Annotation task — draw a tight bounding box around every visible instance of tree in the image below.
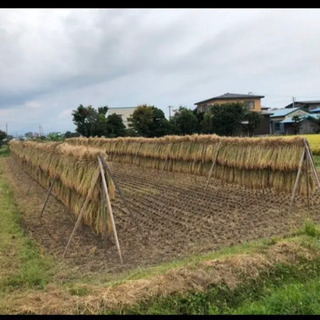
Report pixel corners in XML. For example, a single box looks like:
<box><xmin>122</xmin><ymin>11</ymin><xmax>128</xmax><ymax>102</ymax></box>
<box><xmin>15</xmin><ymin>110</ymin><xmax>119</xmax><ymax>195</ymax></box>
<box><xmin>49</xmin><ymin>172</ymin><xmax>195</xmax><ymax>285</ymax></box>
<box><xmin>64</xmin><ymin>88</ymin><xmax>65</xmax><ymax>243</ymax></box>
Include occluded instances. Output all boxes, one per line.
<box><xmin>200</xmin><ymin>112</ymin><xmax>213</xmax><ymax>134</ymax></box>
<box><xmin>0</xmin><ymin>130</ymin><xmax>7</xmax><ymax>147</ymax></box>
<box><xmin>243</xmin><ymin>111</ymin><xmax>262</xmax><ymax>137</ymax></box>
<box><xmin>127</xmin><ymin>105</ymin><xmax>154</xmax><ymax>136</ymax></box>
<box><xmin>48</xmin><ymin>132</ymin><xmax>63</xmax><ymax>141</ymax></box>
<box><xmin>169</xmin><ymin>107</ymin><xmax>198</xmax><ymax>135</ymax></box>
<box><xmin>64</xmin><ymin>131</ymin><xmax>80</xmax><ymax>139</ymax></box>
<box><xmin>105</xmin><ymin>113</ymin><xmax>126</xmax><ymax>137</ymax></box>
<box><xmin>72</xmin><ymin>104</ymin><xmax>108</xmax><ymax>137</ymax></box>
<box><xmin>149</xmin><ymin>107</ymin><xmax>172</xmax><ymax>137</ymax></box>
<box><xmin>209</xmin><ymin>102</ymin><xmax>246</xmax><ymax>136</ymax></box>
<box><xmin>127</xmin><ymin>105</ymin><xmax>171</xmax><ymax>137</ymax></box>
<box><xmin>292</xmin><ymin>115</ymin><xmax>302</xmax><ymax>135</ymax></box>
<box><xmin>24</xmin><ymin>131</ymin><xmax>34</xmax><ymax>139</ymax></box>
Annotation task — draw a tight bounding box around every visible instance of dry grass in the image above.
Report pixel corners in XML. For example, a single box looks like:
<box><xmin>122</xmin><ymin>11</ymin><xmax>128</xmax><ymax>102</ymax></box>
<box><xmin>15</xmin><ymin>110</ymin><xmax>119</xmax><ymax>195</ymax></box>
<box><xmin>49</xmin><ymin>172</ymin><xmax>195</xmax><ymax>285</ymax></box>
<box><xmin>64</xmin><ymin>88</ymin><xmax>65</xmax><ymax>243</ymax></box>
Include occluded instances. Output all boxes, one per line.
<box><xmin>5</xmin><ymin>240</ymin><xmax>319</xmax><ymax>314</ymax></box>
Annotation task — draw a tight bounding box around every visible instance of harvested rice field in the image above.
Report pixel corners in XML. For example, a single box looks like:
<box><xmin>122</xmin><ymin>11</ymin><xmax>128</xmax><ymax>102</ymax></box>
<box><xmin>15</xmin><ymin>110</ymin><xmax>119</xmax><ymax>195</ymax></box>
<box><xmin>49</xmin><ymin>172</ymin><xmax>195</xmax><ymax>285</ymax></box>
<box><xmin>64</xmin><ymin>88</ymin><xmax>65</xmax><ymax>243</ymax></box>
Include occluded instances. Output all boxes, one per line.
<box><xmin>3</xmin><ymin>154</ymin><xmax>320</xmax><ymax>273</ymax></box>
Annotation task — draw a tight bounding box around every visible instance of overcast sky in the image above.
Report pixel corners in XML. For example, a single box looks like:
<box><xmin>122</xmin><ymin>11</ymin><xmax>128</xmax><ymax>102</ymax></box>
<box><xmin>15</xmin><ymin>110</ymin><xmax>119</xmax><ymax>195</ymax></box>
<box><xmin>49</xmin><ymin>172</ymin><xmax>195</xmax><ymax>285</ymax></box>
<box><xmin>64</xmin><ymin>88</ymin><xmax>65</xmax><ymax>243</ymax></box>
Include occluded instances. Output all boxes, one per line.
<box><xmin>1</xmin><ymin>8</ymin><xmax>320</xmax><ymax>136</ymax></box>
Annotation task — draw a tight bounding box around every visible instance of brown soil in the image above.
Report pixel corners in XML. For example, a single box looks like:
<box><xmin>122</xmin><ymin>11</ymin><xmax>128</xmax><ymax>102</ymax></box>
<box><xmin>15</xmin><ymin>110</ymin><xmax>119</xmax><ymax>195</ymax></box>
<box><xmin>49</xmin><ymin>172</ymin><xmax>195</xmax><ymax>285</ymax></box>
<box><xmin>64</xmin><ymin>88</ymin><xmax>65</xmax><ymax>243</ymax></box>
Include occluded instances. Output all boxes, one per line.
<box><xmin>3</xmin><ymin>157</ymin><xmax>320</xmax><ymax>274</ymax></box>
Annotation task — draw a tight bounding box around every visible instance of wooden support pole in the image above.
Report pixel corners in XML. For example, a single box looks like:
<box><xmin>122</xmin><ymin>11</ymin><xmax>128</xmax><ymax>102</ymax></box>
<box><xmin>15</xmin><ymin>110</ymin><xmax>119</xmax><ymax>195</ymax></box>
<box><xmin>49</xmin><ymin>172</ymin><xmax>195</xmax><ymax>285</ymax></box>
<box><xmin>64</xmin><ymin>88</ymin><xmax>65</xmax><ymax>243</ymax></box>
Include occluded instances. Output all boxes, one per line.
<box><xmin>99</xmin><ymin>155</ymin><xmax>144</xmax><ymax>242</ymax></box>
<box><xmin>62</xmin><ymin>168</ymin><xmax>100</xmax><ymax>258</ymax></box>
<box><xmin>98</xmin><ymin>157</ymin><xmax>123</xmax><ymax>265</ymax></box>
<box><xmin>101</xmin><ymin>181</ymin><xmax>108</xmax><ymax>239</ymax></box>
<box><xmin>39</xmin><ymin>175</ymin><xmax>57</xmax><ymax>217</ymax></box>
<box><xmin>205</xmin><ymin>142</ymin><xmax>222</xmax><ymax>191</ymax></box>
<box><xmin>306</xmin><ymin>147</ymin><xmax>310</xmax><ymax>211</ymax></box>
<box><xmin>304</xmin><ymin>139</ymin><xmax>320</xmax><ymax>193</ymax></box>
<box><xmin>289</xmin><ymin>147</ymin><xmax>306</xmax><ymax>211</ymax></box>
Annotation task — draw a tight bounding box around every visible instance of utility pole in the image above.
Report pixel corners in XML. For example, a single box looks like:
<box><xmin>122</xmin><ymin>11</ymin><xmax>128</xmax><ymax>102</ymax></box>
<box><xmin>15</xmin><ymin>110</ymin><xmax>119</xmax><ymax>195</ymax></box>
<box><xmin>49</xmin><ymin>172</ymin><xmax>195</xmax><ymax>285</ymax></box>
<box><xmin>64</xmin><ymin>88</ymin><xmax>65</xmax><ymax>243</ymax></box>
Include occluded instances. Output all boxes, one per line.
<box><xmin>292</xmin><ymin>96</ymin><xmax>296</xmax><ymax>108</ymax></box>
<box><xmin>5</xmin><ymin>123</ymin><xmax>8</xmax><ymax>135</ymax></box>
<box><xmin>168</xmin><ymin>106</ymin><xmax>172</xmax><ymax>119</ymax></box>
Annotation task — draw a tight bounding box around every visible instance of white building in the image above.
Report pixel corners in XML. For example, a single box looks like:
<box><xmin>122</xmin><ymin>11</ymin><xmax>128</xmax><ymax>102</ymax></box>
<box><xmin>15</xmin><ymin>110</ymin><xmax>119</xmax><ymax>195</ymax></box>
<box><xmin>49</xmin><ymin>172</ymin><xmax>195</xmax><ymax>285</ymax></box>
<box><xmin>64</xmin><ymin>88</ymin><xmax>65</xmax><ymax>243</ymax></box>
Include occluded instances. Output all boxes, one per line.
<box><xmin>107</xmin><ymin>107</ymin><xmax>137</xmax><ymax>128</ymax></box>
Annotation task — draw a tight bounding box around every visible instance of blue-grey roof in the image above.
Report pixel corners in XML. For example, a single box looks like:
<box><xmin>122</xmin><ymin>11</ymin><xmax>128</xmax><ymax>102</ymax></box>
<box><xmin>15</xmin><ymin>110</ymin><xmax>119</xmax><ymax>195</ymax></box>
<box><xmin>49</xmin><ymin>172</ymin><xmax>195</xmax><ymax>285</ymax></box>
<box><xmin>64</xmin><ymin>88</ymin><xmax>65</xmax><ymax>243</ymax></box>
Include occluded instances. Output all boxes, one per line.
<box><xmin>311</xmin><ymin>107</ymin><xmax>320</xmax><ymax>113</ymax></box>
<box><xmin>194</xmin><ymin>92</ymin><xmax>265</xmax><ymax>105</ymax></box>
<box><xmin>269</xmin><ymin>108</ymin><xmax>300</xmax><ymax>118</ymax></box>
<box><xmin>280</xmin><ymin>114</ymin><xmax>319</xmax><ymax>124</ymax></box>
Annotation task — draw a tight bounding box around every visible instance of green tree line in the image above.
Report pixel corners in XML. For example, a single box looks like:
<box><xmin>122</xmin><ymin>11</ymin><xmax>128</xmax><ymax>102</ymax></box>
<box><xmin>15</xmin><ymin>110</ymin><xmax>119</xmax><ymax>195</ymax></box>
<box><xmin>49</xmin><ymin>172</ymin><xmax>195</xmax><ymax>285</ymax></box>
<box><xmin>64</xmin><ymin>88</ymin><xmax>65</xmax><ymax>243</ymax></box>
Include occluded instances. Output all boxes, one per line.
<box><xmin>71</xmin><ymin>102</ymin><xmax>263</xmax><ymax>138</ymax></box>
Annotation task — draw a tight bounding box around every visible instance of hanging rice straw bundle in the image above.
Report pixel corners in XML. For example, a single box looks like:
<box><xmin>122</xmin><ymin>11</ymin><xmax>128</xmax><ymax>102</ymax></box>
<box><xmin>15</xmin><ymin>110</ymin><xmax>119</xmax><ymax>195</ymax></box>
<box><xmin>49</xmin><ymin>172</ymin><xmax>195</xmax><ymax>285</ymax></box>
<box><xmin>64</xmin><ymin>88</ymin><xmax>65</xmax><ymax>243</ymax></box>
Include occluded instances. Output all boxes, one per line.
<box><xmin>10</xmin><ymin>140</ymin><xmax>115</xmax><ymax>236</ymax></box>
<box><xmin>64</xmin><ymin>134</ymin><xmax>312</xmax><ymax>194</ymax></box>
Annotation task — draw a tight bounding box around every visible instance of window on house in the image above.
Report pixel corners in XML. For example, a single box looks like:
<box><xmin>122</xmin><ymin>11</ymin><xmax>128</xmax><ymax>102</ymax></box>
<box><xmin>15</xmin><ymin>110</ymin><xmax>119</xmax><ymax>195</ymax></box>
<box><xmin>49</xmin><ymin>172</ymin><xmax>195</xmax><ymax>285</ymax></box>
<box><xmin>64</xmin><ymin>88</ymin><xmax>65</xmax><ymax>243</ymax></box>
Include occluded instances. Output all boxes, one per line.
<box><xmin>248</xmin><ymin>101</ymin><xmax>255</xmax><ymax>109</ymax></box>
<box><xmin>274</xmin><ymin>123</ymin><xmax>280</xmax><ymax>130</ymax></box>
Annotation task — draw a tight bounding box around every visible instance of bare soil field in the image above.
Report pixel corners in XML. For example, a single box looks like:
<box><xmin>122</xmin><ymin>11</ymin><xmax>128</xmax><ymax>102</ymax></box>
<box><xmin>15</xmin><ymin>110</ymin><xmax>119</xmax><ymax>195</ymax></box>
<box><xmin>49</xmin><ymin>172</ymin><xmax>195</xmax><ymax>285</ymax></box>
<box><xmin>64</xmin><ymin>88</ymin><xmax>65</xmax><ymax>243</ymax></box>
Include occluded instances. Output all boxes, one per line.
<box><xmin>3</xmin><ymin>157</ymin><xmax>320</xmax><ymax>274</ymax></box>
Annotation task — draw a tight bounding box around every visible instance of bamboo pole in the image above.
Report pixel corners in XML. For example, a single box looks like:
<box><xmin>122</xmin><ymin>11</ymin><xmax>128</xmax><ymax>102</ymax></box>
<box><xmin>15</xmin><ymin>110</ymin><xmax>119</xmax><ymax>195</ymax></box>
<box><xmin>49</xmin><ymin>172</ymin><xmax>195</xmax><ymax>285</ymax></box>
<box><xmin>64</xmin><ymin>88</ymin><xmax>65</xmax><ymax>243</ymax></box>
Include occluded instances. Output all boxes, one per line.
<box><xmin>39</xmin><ymin>174</ymin><xmax>57</xmax><ymax>217</ymax></box>
<box><xmin>205</xmin><ymin>142</ymin><xmax>222</xmax><ymax>191</ymax></box>
<box><xmin>289</xmin><ymin>147</ymin><xmax>306</xmax><ymax>211</ymax></box>
<box><xmin>101</xmin><ymin>180</ymin><xmax>109</xmax><ymax>239</ymax></box>
<box><xmin>306</xmin><ymin>147</ymin><xmax>310</xmax><ymax>211</ymax></box>
<box><xmin>305</xmin><ymin>140</ymin><xmax>320</xmax><ymax>194</ymax></box>
<box><xmin>99</xmin><ymin>155</ymin><xmax>144</xmax><ymax>242</ymax></box>
<box><xmin>62</xmin><ymin>168</ymin><xmax>100</xmax><ymax>258</ymax></box>
<box><xmin>98</xmin><ymin>156</ymin><xmax>123</xmax><ymax>265</ymax></box>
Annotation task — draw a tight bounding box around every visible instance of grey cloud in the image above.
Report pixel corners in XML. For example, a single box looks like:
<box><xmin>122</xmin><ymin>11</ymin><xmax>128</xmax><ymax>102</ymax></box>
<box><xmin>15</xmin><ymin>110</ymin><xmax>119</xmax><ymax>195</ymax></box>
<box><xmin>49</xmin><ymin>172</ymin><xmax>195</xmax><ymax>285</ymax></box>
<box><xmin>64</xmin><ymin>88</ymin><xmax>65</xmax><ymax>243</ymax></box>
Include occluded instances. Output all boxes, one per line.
<box><xmin>1</xmin><ymin>9</ymin><xmax>320</xmax><ymax>135</ymax></box>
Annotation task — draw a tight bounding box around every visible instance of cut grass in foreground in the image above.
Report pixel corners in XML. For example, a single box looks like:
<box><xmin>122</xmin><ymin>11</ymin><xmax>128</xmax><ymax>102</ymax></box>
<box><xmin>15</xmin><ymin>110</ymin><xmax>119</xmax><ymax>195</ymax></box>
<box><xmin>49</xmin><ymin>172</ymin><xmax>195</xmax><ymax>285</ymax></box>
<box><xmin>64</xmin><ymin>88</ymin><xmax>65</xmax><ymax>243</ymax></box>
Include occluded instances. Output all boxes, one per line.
<box><xmin>110</xmin><ymin>224</ymin><xmax>320</xmax><ymax>315</ymax></box>
<box><xmin>0</xmin><ymin>157</ymin><xmax>55</xmax><ymax>313</ymax></box>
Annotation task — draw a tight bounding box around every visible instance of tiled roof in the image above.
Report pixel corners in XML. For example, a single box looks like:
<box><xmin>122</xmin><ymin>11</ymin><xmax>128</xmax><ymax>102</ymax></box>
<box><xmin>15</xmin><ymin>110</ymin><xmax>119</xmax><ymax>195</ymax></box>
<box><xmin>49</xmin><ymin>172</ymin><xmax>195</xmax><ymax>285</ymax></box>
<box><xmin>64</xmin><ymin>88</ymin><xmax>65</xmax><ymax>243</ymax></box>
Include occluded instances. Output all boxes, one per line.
<box><xmin>269</xmin><ymin>108</ymin><xmax>300</xmax><ymax>118</ymax></box>
<box><xmin>194</xmin><ymin>92</ymin><xmax>265</xmax><ymax>105</ymax></box>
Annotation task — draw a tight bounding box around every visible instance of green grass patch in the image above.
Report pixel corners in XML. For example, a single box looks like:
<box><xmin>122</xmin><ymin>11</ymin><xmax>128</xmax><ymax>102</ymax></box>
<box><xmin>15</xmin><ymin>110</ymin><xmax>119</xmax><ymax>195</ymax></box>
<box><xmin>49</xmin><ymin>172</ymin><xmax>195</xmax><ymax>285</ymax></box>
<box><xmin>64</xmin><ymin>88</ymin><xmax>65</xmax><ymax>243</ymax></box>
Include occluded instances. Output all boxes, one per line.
<box><xmin>313</xmin><ymin>154</ymin><xmax>320</xmax><ymax>168</ymax></box>
<box><xmin>231</xmin><ymin>277</ymin><xmax>320</xmax><ymax>314</ymax></box>
<box><xmin>114</xmin><ymin>254</ymin><xmax>320</xmax><ymax>315</ymax></box>
<box><xmin>0</xmin><ymin>160</ymin><xmax>55</xmax><ymax>293</ymax></box>
<box><xmin>0</xmin><ymin>145</ymin><xmax>10</xmax><ymax>158</ymax></box>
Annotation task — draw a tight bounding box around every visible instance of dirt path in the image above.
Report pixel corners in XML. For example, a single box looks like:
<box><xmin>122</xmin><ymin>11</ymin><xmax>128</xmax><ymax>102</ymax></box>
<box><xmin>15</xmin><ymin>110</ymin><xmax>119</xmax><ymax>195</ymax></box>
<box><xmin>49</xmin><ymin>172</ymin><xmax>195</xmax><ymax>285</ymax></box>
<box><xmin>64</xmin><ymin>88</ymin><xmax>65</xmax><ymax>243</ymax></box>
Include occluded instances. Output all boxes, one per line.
<box><xmin>3</xmin><ymin>157</ymin><xmax>320</xmax><ymax>273</ymax></box>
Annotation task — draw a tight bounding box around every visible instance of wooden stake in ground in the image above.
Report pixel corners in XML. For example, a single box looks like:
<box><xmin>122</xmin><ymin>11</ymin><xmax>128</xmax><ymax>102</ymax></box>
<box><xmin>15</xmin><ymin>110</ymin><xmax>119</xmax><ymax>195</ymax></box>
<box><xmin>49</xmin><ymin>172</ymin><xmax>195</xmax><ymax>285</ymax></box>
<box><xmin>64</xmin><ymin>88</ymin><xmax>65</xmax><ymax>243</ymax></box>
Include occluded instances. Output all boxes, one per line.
<box><xmin>101</xmin><ymin>180</ymin><xmax>109</xmax><ymax>240</ymax></box>
<box><xmin>99</xmin><ymin>155</ymin><xmax>145</xmax><ymax>243</ymax></box>
<box><xmin>39</xmin><ymin>174</ymin><xmax>57</xmax><ymax>217</ymax></box>
<box><xmin>205</xmin><ymin>142</ymin><xmax>222</xmax><ymax>191</ymax></box>
<box><xmin>304</xmin><ymin>139</ymin><xmax>320</xmax><ymax>194</ymax></box>
<box><xmin>306</xmin><ymin>145</ymin><xmax>310</xmax><ymax>211</ymax></box>
<box><xmin>289</xmin><ymin>147</ymin><xmax>306</xmax><ymax>211</ymax></box>
<box><xmin>62</xmin><ymin>168</ymin><xmax>100</xmax><ymax>258</ymax></box>
<box><xmin>98</xmin><ymin>156</ymin><xmax>123</xmax><ymax>265</ymax></box>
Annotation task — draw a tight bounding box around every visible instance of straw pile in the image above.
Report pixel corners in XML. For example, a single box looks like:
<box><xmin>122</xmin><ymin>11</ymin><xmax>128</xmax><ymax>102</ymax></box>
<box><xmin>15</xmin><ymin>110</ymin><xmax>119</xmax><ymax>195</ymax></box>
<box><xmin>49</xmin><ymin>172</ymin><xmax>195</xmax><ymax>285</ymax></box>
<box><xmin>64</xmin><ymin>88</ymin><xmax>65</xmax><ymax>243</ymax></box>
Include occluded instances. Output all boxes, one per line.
<box><xmin>10</xmin><ymin>140</ymin><xmax>115</xmax><ymax>236</ymax></box>
<box><xmin>65</xmin><ymin>135</ymin><xmax>312</xmax><ymax>194</ymax></box>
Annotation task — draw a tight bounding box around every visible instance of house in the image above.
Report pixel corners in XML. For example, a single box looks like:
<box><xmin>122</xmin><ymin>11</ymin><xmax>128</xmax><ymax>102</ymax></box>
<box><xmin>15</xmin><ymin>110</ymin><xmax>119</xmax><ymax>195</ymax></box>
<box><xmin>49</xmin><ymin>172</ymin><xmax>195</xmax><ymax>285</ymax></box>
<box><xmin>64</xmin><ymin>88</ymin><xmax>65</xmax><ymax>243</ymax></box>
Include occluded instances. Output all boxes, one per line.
<box><xmin>310</xmin><ymin>107</ymin><xmax>320</xmax><ymax>114</ymax></box>
<box><xmin>284</xmin><ymin>100</ymin><xmax>320</xmax><ymax>113</ymax></box>
<box><xmin>255</xmin><ymin>106</ymin><xmax>273</xmax><ymax>135</ymax></box>
<box><xmin>107</xmin><ymin>107</ymin><xmax>137</xmax><ymax>128</ymax></box>
<box><xmin>194</xmin><ymin>92</ymin><xmax>265</xmax><ymax>113</ymax></box>
<box><xmin>269</xmin><ymin>107</ymin><xmax>316</xmax><ymax>134</ymax></box>
<box><xmin>194</xmin><ymin>92</ymin><xmax>270</xmax><ymax>135</ymax></box>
